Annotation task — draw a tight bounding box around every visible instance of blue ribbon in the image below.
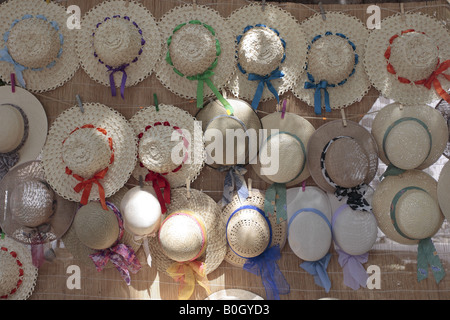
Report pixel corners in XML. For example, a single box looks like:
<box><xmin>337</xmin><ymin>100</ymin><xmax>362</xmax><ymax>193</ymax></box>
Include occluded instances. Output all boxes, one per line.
<box><xmin>300</xmin><ymin>253</ymin><xmax>332</xmax><ymax>292</ymax></box>
<box><xmin>304</xmin><ymin>80</ymin><xmax>331</xmax><ymax>115</ymax></box>
<box><xmin>0</xmin><ymin>47</ymin><xmax>27</xmax><ymax>87</ymax></box>
<box><xmin>243</xmin><ymin>245</ymin><xmax>290</xmax><ymax>300</ymax></box>
<box><xmin>248</xmin><ymin>69</ymin><xmax>284</xmax><ymax>110</ymax></box>
<box><xmin>218</xmin><ymin>165</ymin><xmax>248</xmax><ymax>205</ymax></box>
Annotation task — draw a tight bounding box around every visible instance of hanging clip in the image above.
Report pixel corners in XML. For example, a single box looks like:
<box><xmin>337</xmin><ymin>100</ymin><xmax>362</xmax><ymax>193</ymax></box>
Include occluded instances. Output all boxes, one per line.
<box><xmin>193</xmin><ymin>0</ymin><xmax>197</xmax><ymax>10</ymax></box>
<box><xmin>10</xmin><ymin>73</ymin><xmax>15</xmax><ymax>93</ymax></box>
<box><xmin>153</xmin><ymin>93</ymin><xmax>159</xmax><ymax>112</ymax></box>
<box><xmin>400</xmin><ymin>3</ymin><xmax>406</xmax><ymax>22</ymax></box>
<box><xmin>281</xmin><ymin>99</ymin><xmax>287</xmax><ymax>119</ymax></box>
<box><xmin>399</xmin><ymin>103</ymin><xmax>404</xmax><ymax>111</ymax></box>
<box><xmin>139</xmin><ymin>175</ymin><xmax>144</xmax><ymax>189</ymax></box>
<box><xmin>75</xmin><ymin>94</ymin><xmax>84</xmax><ymax>113</ymax></box>
<box><xmin>186</xmin><ymin>178</ymin><xmax>191</xmax><ymax>199</ymax></box>
<box><xmin>319</xmin><ymin>2</ymin><xmax>326</xmax><ymax>21</ymax></box>
<box><xmin>125</xmin><ymin>0</ymin><xmax>130</xmax><ymax>8</ymax></box>
<box><xmin>261</xmin><ymin>0</ymin><xmax>266</xmax><ymax>12</ymax></box>
<box><xmin>340</xmin><ymin>108</ymin><xmax>347</xmax><ymax>127</ymax></box>
<box><xmin>247</xmin><ymin>178</ymin><xmax>252</xmax><ymax>198</ymax></box>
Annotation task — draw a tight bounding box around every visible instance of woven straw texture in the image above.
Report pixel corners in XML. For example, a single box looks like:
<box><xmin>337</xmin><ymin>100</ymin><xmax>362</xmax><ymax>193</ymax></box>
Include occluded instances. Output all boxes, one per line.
<box><xmin>438</xmin><ymin>160</ymin><xmax>450</xmax><ymax>221</ymax></box>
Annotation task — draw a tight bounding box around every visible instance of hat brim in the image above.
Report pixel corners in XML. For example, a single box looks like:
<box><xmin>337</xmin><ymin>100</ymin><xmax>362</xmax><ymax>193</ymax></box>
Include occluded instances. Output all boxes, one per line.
<box><xmin>438</xmin><ymin>161</ymin><xmax>450</xmax><ymax>221</ymax></box>
<box><xmin>0</xmin><ymin>0</ymin><xmax>79</xmax><ymax>93</ymax></box>
<box><xmin>227</xmin><ymin>3</ymin><xmax>307</xmax><ymax>104</ymax></box>
<box><xmin>435</xmin><ymin>101</ymin><xmax>450</xmax><ymax>160</ymax></box>
<box><xmin>292</xmin><ymin>12</ymin><xmax>371</xmax><ymax>111</ymax></box>
<box><xmin>307</xmin><ymin>119</ymin><xmax>379</xmax><ymax>193</ymax></box>
<box><xmin>205</xmin><ymin>289</ymin><xmax>264</xmax><ymax>300</ymax></box>
<box><xmin>0</xmin><ymin>86</ymin><xmax>48</xmax><ymax>170</ymax></box>
<box><xmin>76</xmin><ymin>0</ymin><xmax>162</xmax><ymax>89</ymax></box>
<box><xmin>364</xmin><ymin>13</ymin><xmax>450</xmax><ymax>105</ymax></box>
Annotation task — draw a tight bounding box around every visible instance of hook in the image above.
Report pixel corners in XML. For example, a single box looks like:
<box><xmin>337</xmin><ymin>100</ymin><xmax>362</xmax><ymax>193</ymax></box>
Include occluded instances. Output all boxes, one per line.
<box><xmin>340</xmin><ymin>108</ymin><xmax>347</xmax><ymax>127</ymax></box>
<box><xmin>75</xmin><ymin>94</ymin><xmax>84</xmax><ymax>113</ymax></box>
<box><xmin>319</xmin><ymin>2</ymin><xmax>326</xmax><ymax>21</ymax></box>
<box><xmin>247</xmin><ymin>178</ymin><xmax>252</xmax><ymax>198</ymax></box>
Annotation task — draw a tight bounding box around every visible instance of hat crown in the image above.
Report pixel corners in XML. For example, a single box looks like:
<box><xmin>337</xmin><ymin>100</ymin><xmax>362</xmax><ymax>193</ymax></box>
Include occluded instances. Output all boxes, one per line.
<box><xmin>0</xmin><ymin>105</ymin><xmax>25</xmax><ymax>153</ymax></box>
<box><xmin>7</xmin><ymin>17</ymin><xmax>61</xmax><ymax>69</ymax></box>
<box><xmin>169</xmin><ymin>23</ymin><xmax>217</xmax><ymax>77</ymax></box>
<box><xmin>238</xmin><ymin>26</ymin><xmax>285</xmax><ymax>76</ymax></box>
<box><xmin>0</xmin><ymin>249</ymin><xmax>21</xmax><ymax>297</ymax></box>
<box><xmin>74</xmin><ymin>202</ymin><xmax>120</xmax><ymax>250</ymax></box>
<box><xmin>9</xmin><ymin>179</ymin><xmax>55</xmax><ymax>228</ymax></box>
<box><xmin>94</xmin><ymin>17</ymin><xmax>143</xmax><ymax>68</ymax></box>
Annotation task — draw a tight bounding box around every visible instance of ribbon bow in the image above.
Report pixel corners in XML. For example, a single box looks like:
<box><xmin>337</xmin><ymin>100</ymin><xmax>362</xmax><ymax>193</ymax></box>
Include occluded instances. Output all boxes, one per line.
<box><xmin>264</xmin><ymin>183</ymin><xmax>287</xmax><ymax>224</ymax></box>
<box><xmin>334</xmin><ymin>184</ymin><xmax>371</xmax><ymax>213</ymax></box>
<box><xmin>90</xmin><ymin>243</ymin><xmax>141</xmax><ymax>285</ymax></box>
<box><xmin>243</xmin><ymin>245</ymin><xmax>290</xmax><ymax>300</ymax></box>
<box><xmin>218</xmin><ymin>165</ymin><xmax>248</xmax><ymax>205</ymax></box>
<box><xmin>0</xmin><ymin>153</ymin><xmax>19</xmax><ymax>180</ymax></box>
<box><xmin>300</xmin><ymin>253</ymin><xmax>332</xmax><ymax>292</ymax></box>
<box><xmin>107</xmin><ymin>64</ymin><xmax>128</xmax><ymax>99</ymax></box>
<box><xmin>166</xmin><ymin>260</ymin><xmax>211</xmax><ymax>300</ymax></box>
<box><xmin>248</xmin><ymin>69</ymin><xmax>284</xmax><ymax>110</ymax></box>
<box><xmin>304</xmin><ymin>80</ymin><xmax>331</xmax><ymax>115</ymax></box>
<box><xmin>336</xmin><ymin>248</ymin><xmax>369</xmax><ymax>290</ymax></box>
<box><xmin>423</xmin><ymin>60</ymin><xmax>450</xmax><ymax>104</ymax></box>
<box><xmin>145</xmin><ymin>170</ymin><xmax>171</xmax><ymax>214</ymax></box>
<box><xmin>0</xmin><ymin>47</ymin><xmax>27</xmax><ymax>88</ymax></box>
<box><xmin>417</xmin><ymin>238</ymin><xmax>445</xmax><ymax>283</ymax></box>
<box><xmin>73</xmin><ymin>168</ymin><xmax>108</xmax><ymax>210</ymax></box>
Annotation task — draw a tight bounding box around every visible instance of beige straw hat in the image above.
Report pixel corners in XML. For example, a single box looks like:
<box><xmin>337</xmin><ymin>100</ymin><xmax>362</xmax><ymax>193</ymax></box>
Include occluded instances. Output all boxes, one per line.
<box><xmin>435</xmin><ymin>101</ymin><xmax>450</xmax><ymax>160</ymax></box>
<box><xmin>0</xmin><ymin>0</ymin><xmax>79</xmax><ymax>92</ymax></box>
<box><xmin>205</xmin><ymin>289</ymin><xmax>263</xmax><ymax>300</ymax></box>
<box><xmin>41</xmin><ymin>102</ymin><xmax>137</xmax><ymax>208</ymax></box>
<box><xmin>155</xmin><ymin>4</ymin><xmax>235</xmax><ymax>108</ymax></box>
<box><xmin>76</xmin><ymin>0</ymin><xmax>162</xmax><ymax>98</ymax></box>
<box><xmin>292</xmin><ymin>12</ymin><xmax>371</xmax><ymax>115</ymax></box>
<box><xmin>0</xmin><ymin>235</ymin><xmax>38</xmax><ymax>300</ymax></box>
<box><xmin>0</xmin><ymin>85</ymin><xmax>47</xmax><ymax>179</ymax></box>
<box><xmin>437</xmin><ymin>160</ymin><xmax>450</xmax><ymax>221</ymax></box>
<box><xmin>364</xmin><ymin>12</ymin><xmax>450</xmax><ymax>105</ymax></box>
<box><xmin>227</xmin><ymin>3</ymin><xmax>308</xmax><ymax>109</ymax></box>
<box><xmin>0</xmin><ymin>161</ymin><xmax>77</xmax><ymax>246</ymax></box>
<box><xmin>371</xmin><ymin>102</ymin><xmax>448</xmax><ymax>172</ymax></box>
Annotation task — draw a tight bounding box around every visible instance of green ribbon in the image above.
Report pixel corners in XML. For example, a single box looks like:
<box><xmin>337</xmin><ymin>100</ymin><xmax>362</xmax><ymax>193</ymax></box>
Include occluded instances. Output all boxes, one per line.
<box><xmin>390</xmin><ymin>186</ymin><xmax>445</xmax><ymax>283</ymax></box>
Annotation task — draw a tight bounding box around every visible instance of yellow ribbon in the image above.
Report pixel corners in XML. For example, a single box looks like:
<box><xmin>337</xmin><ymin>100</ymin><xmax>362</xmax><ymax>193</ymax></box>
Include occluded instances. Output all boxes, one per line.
<box><xmin>166</xmin><ymin>261</ymin><xmax>211</xmax><ymax>300</ymax></box>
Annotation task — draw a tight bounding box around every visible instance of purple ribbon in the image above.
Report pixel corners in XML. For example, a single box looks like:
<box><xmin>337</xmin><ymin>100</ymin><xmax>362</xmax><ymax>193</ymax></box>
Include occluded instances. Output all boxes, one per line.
<box><xmin>107</xmin><ymin>64</ymin><xmax>128</xmax><ymax>99</ymax></box>
<box><xmin>336</xmin><ymin>248</ymin><xmax>369</xmax><ymax>290</ymax></box>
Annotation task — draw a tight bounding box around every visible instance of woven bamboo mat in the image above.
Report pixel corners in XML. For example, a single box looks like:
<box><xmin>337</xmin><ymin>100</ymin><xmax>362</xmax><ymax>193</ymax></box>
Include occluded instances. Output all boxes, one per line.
<box><xmin>27</xmin><ymin>0</ymin><xmax>450</xmax><ymax>300</ymax></box>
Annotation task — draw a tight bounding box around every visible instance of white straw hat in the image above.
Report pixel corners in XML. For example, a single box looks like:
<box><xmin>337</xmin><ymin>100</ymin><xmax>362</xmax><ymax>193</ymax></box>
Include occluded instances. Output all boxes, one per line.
<box><xmin>371</xmin><ymin>103</ymin><xmax>448</xmax><ymax>176</ymax></box>
<box><xmin>76</xmin><ymin>0</ymin><xmax>162</xmax><ymax>98</ymax></box>
<box><xmin>205</xmin><ymin>289</ymin><xmax>263</xmax><ymax>300</ymax></box>
<box><xmin>0</xmin><ymin>0</ymin><xmax>79</xmax><ymax>92</ymax></box>
<box><xmin>364</xmin><ymin>12</ymin><xmax>450</xmax><ymax>105</ymax></box>
<box><xmin>0</xmin><ymin>85</ymin><xmax>47</xmax><ymax>179</ymax></box>
<box><xmin>292</xmin><ymin>12</ymin><xmax>371</xmax><ymax>115</ymax></box>
<box><xmin>0</xmin><ymin>235</ymin><xmax>38</xmax><ymax>300</ymax></box>
<box><xmin>227</xmin><ymin>3</ymin><xmax>308</xmax><ymax>109</ymax></box>
<box><xmin>435</xmin><ymin>101</ymin><xmax>450</xmax><ymax>159</ymax></box>
<box><xmin>437</xmin><ymin>160</ymin><xmax>450</xmax><ymax>221</ymax></box>
<box><xmin>41</xmin><ymin>103</ymin><xmax>137</xmax><ymax>209</ymax></box>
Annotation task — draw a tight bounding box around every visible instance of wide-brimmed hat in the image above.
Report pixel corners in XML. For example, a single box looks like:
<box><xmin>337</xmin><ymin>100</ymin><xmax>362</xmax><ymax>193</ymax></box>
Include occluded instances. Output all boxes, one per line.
<box><xmin>435</xmin><ymin>101</ymin><xmax>450</xmax><ymax>159</ymax></box>
<box><xmin>364</xmin><ymin>12</ymin><xmax>450</xmax><ymax>105</ymax></box>
<box><xmin>0</xmin><ymin>161</ymin><xmax>77</xmax><ymax>247</ymax></box>
<box><xmin>62</xmin><ymin>186</ymin><xmax>142</xmax><ymax>285</ymax></box>
<box><xmin>41</xmin><ymin>102</ymin><xmax>137</xmax><ymax>210</ymax></box>
<box><xmin>371</xmin><ymin>103</ymin><xmax>448</xmax><ymax>176</ymax></box>
<box><xmin>155</xmin><ymin>4</ymin><xmax>235</xmax><ymax>110</ymax></box>
<box><xmin>205</xmin><ymin>289</ymin><xmax>263</xmax><ymax>300</ymax></box>
<box><xmin>222</xmin><ymin>189</ymin><xmax>289</xmax><ymax>300</ymax></box>
<box><xmin>148</xmin><ymin>188</ymin><xmax>226</xmax><ymax>300</ymax></box>
<box><xmin>227</xmin><ymin>3</ymin><xmax>308</xmax><ymax>109</ymax></box>
<box><xmin>0</xmin><ymin>234</ymin><xmax>38</xmax><ymax>300</ymax></box>
<box><xmin>129</xmin><ymin>103</ymin><xmax>205</xmax><ymax>213</ymax></box>
<box><xmin>372</xmin><ymin>169</ymin><xmax>445</xmax><ymax>283</ymax></box>
<box><xmin>76</xmin><ymin>0</ymin><xmax>162</xmax><ymax>99</ymax></box>
<box><xmin>0</xmin><ymin>86</ymin><xmax>47</xmax><ymax>179</ymax></box>
<box><xmin>292</xmin><ymin>12</ymin><xmax>371</xmax><ymax>115</ymax></box>
<box><xmin>0</xmin><ymin>0</ymin><xmax>79</xmax><ymax>92</ymax></box>
<box><xmin>307</xmin><ymin>120</ymin><xmax>378</xmax><ymax>212</ymax></box>
<box><xmin>438</xmin><ymin>160</ymin><xmax>450</xmax><ymax>221</ymax></box>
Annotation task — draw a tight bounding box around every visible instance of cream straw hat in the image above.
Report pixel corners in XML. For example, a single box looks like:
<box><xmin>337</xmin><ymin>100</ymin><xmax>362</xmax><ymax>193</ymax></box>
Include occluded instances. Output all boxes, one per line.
<box><xmin>437</xmin><ymin>160</ymin><xmax>450</xmax><ymax>221</ymax></box>
<box><xmin>0</xmin><ymin>0</ymin><xmax>79</xmax><ymax>92</ymax></box>
<box><xmin>435</xmin><ymin>101</ymin><xmax>450</xmax><ymax>159</ymax></box>
<box><xmin>76</xmin><ymin>0</ymin><xmax>162</xmax><ymax>99</ymax></box>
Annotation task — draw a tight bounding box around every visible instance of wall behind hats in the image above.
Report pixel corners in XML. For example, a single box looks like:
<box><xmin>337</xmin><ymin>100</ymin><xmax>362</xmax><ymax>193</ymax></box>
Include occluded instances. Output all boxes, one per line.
<box><xmin>29</xmin><ymin>0</ymin><xmax>450</xmax><ymax>300</ymax></box>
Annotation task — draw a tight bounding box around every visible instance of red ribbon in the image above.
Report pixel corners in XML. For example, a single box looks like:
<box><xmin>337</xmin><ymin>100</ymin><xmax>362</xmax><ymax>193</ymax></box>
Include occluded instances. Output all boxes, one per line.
<box><xmin>423</xmin><ymin>60</ymin><xmax>450</xmax><ymax>103</ymax></box>
<box><xmin>73</xmin><ymin>168</ymin><xmax>109</xmax><ymax>210</ymax></box>
<box><xmin>145</xmin><ymin>171</ymin><xmax>171</xmax><ymax>214</ymax></box>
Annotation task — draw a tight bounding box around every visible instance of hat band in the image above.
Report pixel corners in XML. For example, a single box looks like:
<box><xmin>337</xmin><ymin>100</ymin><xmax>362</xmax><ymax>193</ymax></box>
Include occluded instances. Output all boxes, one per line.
<box><xmin>0</xmin><ymin>245</ymin><xmax>25</xmax><ymax>299</ymax></box>
<box><xmin>390</xmin><ymin>186</ymin><xmax>445</xmax><ymax>283</ymax></box>
<box><xmin>226</xmin><ymin>205</ymin><xmax>272</xmax><ymax>259</ymax></box>
<box><xmin>0</xmin><ymin>103</ymin><xmax>29</xmax><ymax>180</ymax></box>
<box><xmin>385</xmin><ymin>29</ymin><xmax>450</xmax><ymax>104</ymax></box>
<box><xmin>0</xmin><ymin>14</ymin><xmax>64</xmax><ymax>88</ymax></box>
<box><xmin>304</xmin><ymin>32</ymin><xmax>358</xmax><ymax>115</ymax></box>
<box><xmin>320</xmin><ymin>136</ymin><xmax>372</xmax><ymax>212</ymax></box>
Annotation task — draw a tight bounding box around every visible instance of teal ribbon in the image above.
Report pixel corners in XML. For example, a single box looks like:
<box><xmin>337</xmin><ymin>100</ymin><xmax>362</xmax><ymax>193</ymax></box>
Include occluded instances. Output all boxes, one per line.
<box><xmin>304</xmin><ymin>80</ymin><xmax>331</xmax><ymax>115</ymax></box>
<box><xmin>264</xmin><ymin>183</ymin><xmax>287</xmax><ymax>224</ymax></box>
<box><xmin>248</xmin><ymin>68</ymin><xmax>284</xmax><ymax>110</ymax></box>
<box><xmin>390</xmin><ymin>186</ymin><xmax>445</xmax><ymax>283</ymax></box>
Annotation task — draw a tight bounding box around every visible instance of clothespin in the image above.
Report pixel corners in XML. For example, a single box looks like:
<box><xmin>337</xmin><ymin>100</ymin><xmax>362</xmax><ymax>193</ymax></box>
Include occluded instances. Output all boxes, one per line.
<box><xmin>281</xmin><ymin>99</ymin><xmax>287</xmax><ymax>119</ymax></box>
<box><xmin>399</xmin><ymin>103</ymin><xmax>404</xmax><ymax>111</ymax></box>
<box><xmin>193</xmin><ymin>0</ymin><xmax>197</xmax><ymax>10</ymax></box>
<box><xmin>75</xmin><ymin>94</ymin><xmax>84</xmax><ymax>113</ymax></box>
<box><xmin>319</xmin><ymin>2</ymin><xmax>326</xmax><ymax>21</ymax></box>
<box><xmin>154</xmin><ymin>93</ymin><xmax>159</xmax><ymax>112</ymax></box>
<box><xmin>301</xmin><ymin>180</ymin><xmax>306</xmax><ymax>192</ymax></box>
<box><xmin>139</xmin><ymin>175</ymin><xmax>144</xmax><ymax>189</ymax></box>
<box><xmin>400</xmin><ymin>3</ymin><xmax>406</xmax><ymax>23</ymax></box>
<box><xmin>186</xmin><ymin>178</ymin><xmax>191</xmax><ymax>199</ymax></box>
<box><xmin>261</xmin><ymin>0</ymin><xmax>266</xmax><ymax>12</ymax></box>
<box><xmin>247</xmin><ymin>178</ymin><xmax>252</xmax><ymax>198</ymax></box>
<box><xmin>10</xmin><ymin>73</ymin><xmax>15</xmax><ymax>93</ymax></box>
<box><xmin>340</xmin><ymin>108</ymin><xmax>347</xmax><ymax>127</ymax></box>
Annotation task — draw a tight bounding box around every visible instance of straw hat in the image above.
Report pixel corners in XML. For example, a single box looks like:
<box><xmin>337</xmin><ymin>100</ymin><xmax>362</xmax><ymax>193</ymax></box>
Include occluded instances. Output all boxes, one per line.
<box><xmin>0</xmin><ymin>161</ymin><xmax>77</xmax><ymax>246</ymax></box>
<box><xmin>364</xmin><ymin>12</ymin><xmax>450</xmax><ymax>105</ymax></box>
<box><xmin>227</xmin><ymin>3</ymin><xmax>307</xmax><ymax>108</ymax></box>
<box><xmin>251</xmin><ymin>112</ymin><xmax>315</xmax><ymax>187</ymax></box>
<box><xmin>76</xmin><ymin>0</ymin><xmax>162</xmax><ymax>98</ymax></box>
<box><xmin>0</xmin><ymin>0</ymin><xmax>79</xmax><ymax>92</ymax></box>
<box><xmin>155</xmin><ymin>4</ymin><xmax>235</xmax><ymax>108</ymax></box>
<box><xmin>0</xmin><ymin>235</ymin><xmax>38</xmax><ymax>300</ymax></box>
<box><xmin>195</xmin><ymin>98</ymin><xmax>262</xmax><ymax>168</ymax></box>
<box><xmin>292</xmin><ymin>12</ymin><xmax>371</xmax><ymax>115</ymax></box>
<box><xmin>205</xmin><ymin>289</ymin><xmax>263</xmax><ymax>300</ymax></box>
<box><xmin>41</xmin><ymin>103</ymin><xmax>137</xmax><ymax>208</ymax></box>
<box><xmin>371</xmin><ymin>103</ymin><xmax>448</xmax><ymax>172</ymax></box>
<box><xmin>435</xmin><ymin>101</ymin><xmax>450</xmax><ymax>159</ymax></box>
<box><xmin>437</xmin><ymin>160</ymin><xmax>450</xmax><ymax>221</ymax></box>
<box><xmin>307</xmin><ymin>120</ymin><xmax>378</xmax><ymax>196</ymax></box>
<box><xmin>0</xmin><ymin>86</ymin><xmax>47</xmax><ymax>179</ymax></box>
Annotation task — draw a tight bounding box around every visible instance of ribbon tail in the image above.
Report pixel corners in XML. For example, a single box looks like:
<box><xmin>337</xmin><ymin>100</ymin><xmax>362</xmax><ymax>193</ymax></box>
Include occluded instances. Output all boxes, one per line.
<box><xmin>109</xmin><ymin>253</ymin><xmax>133</xmax><ymax>285</ymax></box>
<box><xmin>167</xmin><ymin>263</ymin><xmax>198</xmax><ymax>300</ymax></box>
<box><xmin>31</xmin><ymin>243</ymin><xmax>45</xmax><ymax>268</ymax></box>
<box><xmin>109</xmin><ymin>71</ymin><xmax>117</xmax><ymax>97</ymax></box>
<box><xmin>196</xmin><ymin>79</ymin><xmax>205</xmax><ymax>109</ymax></box>
<box><xmin>380</xmin><ymin>163</ymin><xmax>406</xmax><ymax>180</ymax></box>
<box><xmin>323</xmin><ymin>87</ymin><xmax>331</xmax><ymax>113</ymax></box>
<box><xmin>204</xmin><ymin>78</ymin><xmax>233</xmax><ymax>115</ymax></box>
<box><xmin>314</xmin><ymin>87</ymin><xmax>323</xmax><ymax>115</ymax></box>
<box><xmin>119</xmin><ymin>70</ymin><xmax>127</xmax><ymax>99</ymax></box>
<box><xmin>417</xmin><ymin>238</ymin><xmax>445</xmax><ymax>284</ymax></box>
<box><xmin>264</xmin><ymin>183</ymin><xmax>287</xmax><ymax>224</ymax></box>
<box><xmin>143</xmin><ymin>238</ymin><xmax>152</xmax><ymax>267</ymax></box>
<box><xmin>265</xmin><ymin>80</ymin><xmax>280</xmax><ymax>104</ymax></box>
<box><xmin>0</xmin><ymin>47</ymin><xmax>27</xmax><ymax>88</ymax></box>
<box><xmin>341</xmin><ymin>256</ymin><xmax>368</xmax><ymax>290</ymax></box>
<box><xmin>433</xmin><ymin>78</ymin><xmax>450</xmax><ymax>104</ymax></box>
<box><xmin>251</xmin><ymin>79</ymin><xmax>266</xmax><ymax>110</ymax></box>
